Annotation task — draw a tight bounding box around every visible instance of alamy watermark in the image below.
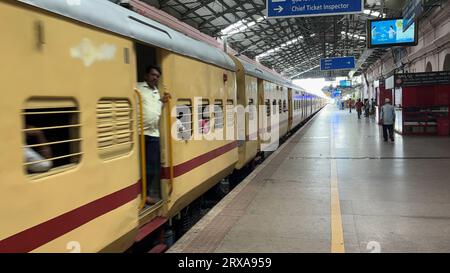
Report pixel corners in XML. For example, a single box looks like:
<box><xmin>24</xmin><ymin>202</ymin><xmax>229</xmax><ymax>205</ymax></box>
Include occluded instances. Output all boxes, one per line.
<box><xmin>166</xmin><ymin>97</ymin><xmax>282</xmax><ymax>152</ymax></box>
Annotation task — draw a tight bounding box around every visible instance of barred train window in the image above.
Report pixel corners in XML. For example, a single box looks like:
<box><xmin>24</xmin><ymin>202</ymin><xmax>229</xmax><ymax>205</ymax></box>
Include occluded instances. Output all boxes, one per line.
<box><xmin>198</xmin><ymin>99</ymin><xmax>210</xmax><ymax>134</ymax></box>
<box><xmin>176</xmin><ymin>99</ymin><xmax>192</xmax><ymax>140</ymax></box>
<box><xmin>226</xmin><ymin>100</ymin><xmax>234</xmax><ymax>127</ymax></box>
<box><xmin>279</xmin><ymin>100</ymin><xmax>282</xmax><ymax>114</ymax></box>
<box><xmin>23</xmin><ymin>98</ymin><xmax>81</xmax><ymax>176</ymax></box>
<box><xmin>97</xmin><ymin>98</ymin><xmax>134</xmax><ymax>159</ymax></box>
<box><xmin>272</xmin><ymin>100</ymin><xmax>277</xmax><ymax>114</ymax></box>
<box><xmin>265</xmin><ymin>99</ymin><xmax>270</xmax><ymax>117</ymax></box>
<box><xmin>283</xmin><ymin>100</ymin><xmax>287</xmax><ymax>112</ymax></box>
<box><xmin>214</xmin><ymin>100</ymin><xmax>224</xmax><ymax>129</ymax></box>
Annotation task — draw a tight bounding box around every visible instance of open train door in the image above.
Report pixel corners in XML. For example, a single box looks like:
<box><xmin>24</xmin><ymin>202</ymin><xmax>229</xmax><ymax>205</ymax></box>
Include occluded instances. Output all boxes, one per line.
<box><xmin>288</xmin><ymin>88</ymin><xmax>293</xmax><ymax>130</ymax></box>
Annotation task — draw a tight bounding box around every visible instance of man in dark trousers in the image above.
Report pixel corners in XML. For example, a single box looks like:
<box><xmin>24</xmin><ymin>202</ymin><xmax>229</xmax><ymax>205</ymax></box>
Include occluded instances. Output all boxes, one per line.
<box><xmin>355</xmin><ymin>99</ymin><xmax>364</xmax><ymax>119</ymax></box>
<box><xmin>137</xmin><ymin>65</ymin><xmax>171</xmax><ymax>205</ymax></box>
<box><xmin>380</xmin><ymin>98</ymin><xmax>396</xmax><ymax>142</ymax></box>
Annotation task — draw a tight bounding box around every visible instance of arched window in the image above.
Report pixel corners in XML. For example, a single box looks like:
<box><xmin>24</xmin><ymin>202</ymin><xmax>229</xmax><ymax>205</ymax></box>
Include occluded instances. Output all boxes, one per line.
<box><xmin>443</xmin><ymin>54</ymin><xmax>450</xmax><ymax>71</ymax></box>
<box><xmin>425</xmin><ymin>61</ymin><xmax>433</xmax><ymax>72</ymax></box>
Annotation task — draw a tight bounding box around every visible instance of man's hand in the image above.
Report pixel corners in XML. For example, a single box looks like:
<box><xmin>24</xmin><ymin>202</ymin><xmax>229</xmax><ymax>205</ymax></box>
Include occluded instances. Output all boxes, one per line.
<box><xmin>161</xmin><ymin>92</ymin><xmax>171</xmax><ymax>103</ymax></box>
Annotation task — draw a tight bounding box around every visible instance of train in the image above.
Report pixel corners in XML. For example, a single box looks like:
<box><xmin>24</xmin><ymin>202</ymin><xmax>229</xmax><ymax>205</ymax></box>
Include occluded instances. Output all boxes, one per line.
<box><xmin>0</xmin><ymin>0</ymin><xmax>327</xmax><ymax>253</ymax></box>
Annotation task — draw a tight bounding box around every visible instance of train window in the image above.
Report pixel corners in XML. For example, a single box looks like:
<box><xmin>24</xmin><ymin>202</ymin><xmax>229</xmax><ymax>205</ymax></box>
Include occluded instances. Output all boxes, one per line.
<box><xmin>214</xmin><ymin>100</ymin><xmax>224</xmax><ymax>129</ymax></box>
<box><xmin>23</xmin><ymin>98</ymin><xmax>81</xmax><ymax>177</ymax></box>
<box><xmin>283</xmin><ymin>100</ymin><xmax>287</xmax><ymax>113</ymax></box>
<box><xmin>97</xmin><ymin>98</ymin><xmax>134</xmax><ymax>159</ymax></box>
<box><xmin>272</xmin><ymin>100</ymin><xmax>277</xmax><ymax>115</ymax></box>
<box><xmin>198</xmin><ymin>99</ymin><xmax>210</xmax><ymax>134</ymax></box>
<box><xmin>265</xmin><ymin>99</ymin><xmax>270</xmax><ymax>117</ymax></box>
<box><xmin>226</xmin><ymin>100</ymin><xmax>234</xmax><ymax>128</ymax></box>
<box><xmin>176</xmin><ymin>100</ymin><xmax>192</xmax><ymax>140</ymax></box>
<box><xmin>278</xmin><ymin>100</ymin><xmax>282</xmax><ymax>114</ymax></box>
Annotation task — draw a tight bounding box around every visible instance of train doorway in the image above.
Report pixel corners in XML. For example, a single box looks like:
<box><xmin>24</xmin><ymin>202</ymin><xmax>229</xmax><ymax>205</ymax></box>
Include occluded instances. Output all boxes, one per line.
<box><xmin>134</xmin><ymin>43</ymin><xmax>163</xmax><ymax>210</ymax></box>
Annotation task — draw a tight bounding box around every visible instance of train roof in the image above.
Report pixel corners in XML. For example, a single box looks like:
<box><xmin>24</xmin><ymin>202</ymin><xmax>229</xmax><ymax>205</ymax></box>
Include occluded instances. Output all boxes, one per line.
<box><xmin>239</xmin><ymin>58</ymin><xmax>288</xmax><ymax>86</ymax></box>
<box><xmin>238</xmin><ymin>59</ymin><xmax>315</xmax><ymax>95</ymax></box>
<box><xmin>238</xmin><ymin>59</ymin><xmax>320</xmax><ymax>97</ymax></box>
<box><xmin>17</xmin><ymin>0</ymin><xmax>236</xmax><ymax>71</ymax></box>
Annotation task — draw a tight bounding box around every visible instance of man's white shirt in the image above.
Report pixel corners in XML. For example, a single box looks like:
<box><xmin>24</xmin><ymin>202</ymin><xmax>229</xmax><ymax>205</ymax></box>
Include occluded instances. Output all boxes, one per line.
<box><xmin>136</xmin><ymin>82</ymin><xmax>162</xmax><ymax>137</ymax></box>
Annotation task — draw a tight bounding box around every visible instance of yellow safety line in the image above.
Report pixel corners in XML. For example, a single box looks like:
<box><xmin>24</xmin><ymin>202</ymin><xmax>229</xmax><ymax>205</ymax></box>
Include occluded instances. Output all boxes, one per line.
<box><xmin>330</xmin><ymin>129</ymin><xmax>345</xmax><ymax>253</ymax></box>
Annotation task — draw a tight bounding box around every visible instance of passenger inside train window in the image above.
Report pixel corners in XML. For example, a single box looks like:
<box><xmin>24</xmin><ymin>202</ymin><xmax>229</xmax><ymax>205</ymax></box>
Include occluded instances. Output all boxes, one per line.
<box><xmin>198</xmin><ymin>102</ymin><xmax>211</xmax><ymax>134</ymax></box>
<box><xmin>24</xmin><ymin>125</ymin><xmax>53</xmax><ymax>173</ymax></box>
<box><xmin>176</xmin><ymin>112</ymin><xmax>189</xmax><ymax>140</ymax></box>
<box><xmin>199</xmin><ymin>114</ymin><xmax>211</xmax><ymax>134</ymax></box>
<box><xmin>136</xmin><ymin>65</ymin><xmax>171</xmax><ymax>206</ymax></box>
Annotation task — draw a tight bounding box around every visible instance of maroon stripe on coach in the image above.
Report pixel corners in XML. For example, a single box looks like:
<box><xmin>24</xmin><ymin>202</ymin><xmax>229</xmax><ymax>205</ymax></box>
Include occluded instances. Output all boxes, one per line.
<box><xmin>161</xmin><ymin>141</ymin><xmax>238</xmax><ymax>179</ymax></box>
<box><xmin>0</xmin><ymin>182</ymin><xmax>140</xmax><ymax>253</ymax></box>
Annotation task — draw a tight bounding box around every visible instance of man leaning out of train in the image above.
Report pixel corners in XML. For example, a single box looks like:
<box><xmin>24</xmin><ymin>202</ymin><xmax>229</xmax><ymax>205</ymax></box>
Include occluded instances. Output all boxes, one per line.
<box><xmin>136</xmin><ymin>65</ymin><xmax>171</xmax><ymax>206</ymax></box>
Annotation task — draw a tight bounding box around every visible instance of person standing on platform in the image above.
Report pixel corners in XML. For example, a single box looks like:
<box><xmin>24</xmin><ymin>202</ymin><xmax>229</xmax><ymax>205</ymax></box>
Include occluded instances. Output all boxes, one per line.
<box><xmin>370</xmin><ymin>98</ymin><xmax>376</xmax><ymax>116</ymax></box>
<box><xmin>355</xmin><ymin>99</ymin><xmax>364</xmax><ymax>119</ymax></box>
<box><xmin>348</xmin><ymin>98</ymin><xmax>354</xmax><ymax>113</ymax></box>
<box><xmin>380</xmin><ymin>98</ymin><xmax>396</xmax><ymax>142</ymax></box>
<box><xmin>137</xmin><ymin>65</ymin><xmax>171</xmax><ymax>205</ymax></box>
<box><xmin>364</xmin><ymin>99</ymin><xmax>370</xmax><ymax>117</ymax></box>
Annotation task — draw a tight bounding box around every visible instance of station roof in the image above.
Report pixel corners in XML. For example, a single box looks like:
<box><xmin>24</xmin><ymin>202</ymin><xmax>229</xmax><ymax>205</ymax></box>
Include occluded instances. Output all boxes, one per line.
<box><xmin>119</xmin><ymin>0</ymin><xmax>405</xmax><ymax>79</ymax></box>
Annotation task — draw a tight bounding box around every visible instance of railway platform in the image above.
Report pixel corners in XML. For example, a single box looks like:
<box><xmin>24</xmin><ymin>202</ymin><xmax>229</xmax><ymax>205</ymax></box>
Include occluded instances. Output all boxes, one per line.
<box><xmin>168</xmin><ymin>105</ymin><xmax>450</xmax><ymax>253</ymax></box>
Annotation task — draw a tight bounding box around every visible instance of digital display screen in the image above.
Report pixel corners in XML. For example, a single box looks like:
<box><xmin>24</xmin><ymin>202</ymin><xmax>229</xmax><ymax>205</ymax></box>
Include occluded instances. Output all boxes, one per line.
<box><xmin>339</xmin><ymin>80</ymin><xmax>352</xmax><ymax>87</ymax></box>
<box><xmin>368</xmin><ymin>18</ymin><xmax>418</xmax><ymax>48</ymax></box>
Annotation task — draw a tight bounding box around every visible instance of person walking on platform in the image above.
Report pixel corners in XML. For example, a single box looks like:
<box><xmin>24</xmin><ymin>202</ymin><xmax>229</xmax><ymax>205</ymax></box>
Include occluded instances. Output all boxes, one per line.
<box><xmin>381</xmin><ymin>98</ymin><xmax>396</xmax><ymax>142</ymax></box>
<box><xmin>355</xmin><ymin>99</ymin><xmax>364</xmax><ymax>119</ymax></box>
<box><xmin>348</xmin><ymin>98</ymin><xmax>354</xmax><ymax>113</ymax></box>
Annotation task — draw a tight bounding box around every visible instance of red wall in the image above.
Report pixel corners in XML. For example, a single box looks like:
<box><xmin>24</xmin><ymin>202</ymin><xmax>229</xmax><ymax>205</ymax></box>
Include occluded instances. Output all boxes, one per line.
<box><xmin>402</xmin><ymin>85</ymin><xmax>450</xmax><ymax>108</ymax></box>
<box><xmin>377</xmin><ymin>85</ymin><xmax>392</xmax><ymax>106</ymax></box>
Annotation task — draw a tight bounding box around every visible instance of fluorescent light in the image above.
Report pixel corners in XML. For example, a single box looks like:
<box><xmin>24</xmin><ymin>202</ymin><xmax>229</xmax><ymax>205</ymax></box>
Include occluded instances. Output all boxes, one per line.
<box><xmin>363</xmin><ymin>9</ymin><xmax>386</xmax><ymax>18</ymax></box>
<box><xmin>256</xmin><ymin>36</ymin><xmax>303</xmax><ymax>59</ymax></box>
<box><xmin>341</xmin><ymin>31</ymin><xmax>366</xmax><ymax>40</ymax></box>
<box><xmin>221</xmin><ymin>16</ymin><xmax>266</xmax><ymax>37</ymax></box>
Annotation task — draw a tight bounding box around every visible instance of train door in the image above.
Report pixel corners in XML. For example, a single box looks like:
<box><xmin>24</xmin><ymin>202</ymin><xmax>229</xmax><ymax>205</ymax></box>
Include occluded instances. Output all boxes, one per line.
<box><xmin>257</xmin><ymin>79</ymin><xmax>265</xmax><ymax>150</ymax></box>
<box><xmin>301</xmin><ymin>92</ymin><xmax>305</xmax><ymax>121</ymax></box>
<box><xmin>134</xmin><ymin>43</ymin><xmax>164</xmax><ymax>212</ymax></box>
<box><xmin>288</xmin><ymin>88</ymin><xmax>293</xmax><ymax>130</ymax></box>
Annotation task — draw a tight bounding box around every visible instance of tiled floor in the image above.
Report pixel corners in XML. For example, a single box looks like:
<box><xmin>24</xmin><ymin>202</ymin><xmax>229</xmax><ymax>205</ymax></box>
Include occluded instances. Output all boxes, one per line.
<box><xmin>168</xmin><ymin>105</ymin><xmax>450</xmax><ymax>253</ymax></box>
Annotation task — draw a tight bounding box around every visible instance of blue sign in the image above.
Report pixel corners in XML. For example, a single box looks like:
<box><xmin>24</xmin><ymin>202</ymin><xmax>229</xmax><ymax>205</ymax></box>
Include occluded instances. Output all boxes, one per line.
<box><xmin>267</xmin><ymin>0</ymin><xmax>364</xmax><ymax>19</ymax></box>
<box><xmin>320</xmin><ymin>57</ymin><xmax>355</xmax><ymax>71</ymax></box>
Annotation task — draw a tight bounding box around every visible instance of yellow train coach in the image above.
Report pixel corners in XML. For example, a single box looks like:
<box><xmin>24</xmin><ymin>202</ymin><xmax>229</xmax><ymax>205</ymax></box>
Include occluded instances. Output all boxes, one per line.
<box><xmin>0</xmin><ymin>0</ymin><xmax>326</xmax><ymax>253</ymax></box>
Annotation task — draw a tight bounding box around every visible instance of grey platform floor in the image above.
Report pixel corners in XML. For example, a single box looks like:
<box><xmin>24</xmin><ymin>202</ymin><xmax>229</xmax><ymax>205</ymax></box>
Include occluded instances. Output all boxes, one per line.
<box><xmin>168</xmin><ymin>105</ymin><xmax>450</xmax><ymax>253</ymax></box>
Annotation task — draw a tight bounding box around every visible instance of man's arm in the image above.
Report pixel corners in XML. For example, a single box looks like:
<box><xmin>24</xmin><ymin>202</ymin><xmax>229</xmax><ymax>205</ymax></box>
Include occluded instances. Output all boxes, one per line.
<box><xmin>25</xmin><ymin>126</ymin><xmax>52</xmax><ymax>159</ymax></box>
<box><xmin>25</xmin><ymin>147</ymin><xmax>53</xmax><ymax>173</ymax></box>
